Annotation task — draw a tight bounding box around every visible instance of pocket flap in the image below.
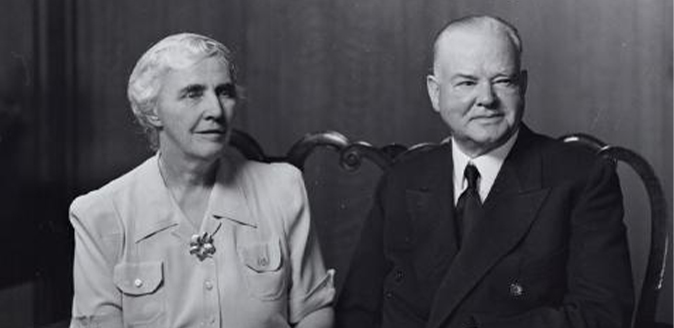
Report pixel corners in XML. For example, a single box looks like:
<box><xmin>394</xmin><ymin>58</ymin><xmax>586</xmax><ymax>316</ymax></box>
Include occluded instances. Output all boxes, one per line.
<box><xmin>113</xmin><ymin>261</ymin><xmax>163</xmax><ymax>295</ymax></box>
<box><xmin>239</xmin><ymin>239</ymin><xmax>282</xmax><ymax>272</ymax></box>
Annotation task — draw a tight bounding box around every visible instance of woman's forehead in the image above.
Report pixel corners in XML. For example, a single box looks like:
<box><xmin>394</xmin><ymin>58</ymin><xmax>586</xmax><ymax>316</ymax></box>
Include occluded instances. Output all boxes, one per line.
<box><xmin>160</xmin><ymin>47</ymin><xmax>230</xmax><ymax>71</ymax></box>
<box><xmin>161</xmin><ymin>57</ymin><xmax>232</xmax><ymax>90</ymax></box>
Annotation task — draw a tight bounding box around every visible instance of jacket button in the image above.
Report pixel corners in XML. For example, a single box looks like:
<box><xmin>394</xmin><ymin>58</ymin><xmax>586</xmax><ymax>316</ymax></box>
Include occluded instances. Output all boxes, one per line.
<box><xmin>509</xmin><ymin>282</ymin><xmax>524</xmax><ymax>297</ymax></box>
<box><xmin>394</xmin><ymin>270</ymin><xmax>404</xmax><ymax>283</ymax></box>
<box><xmin>385</xmin><ymin>291</ymin><xmax>393</xmax><ymax>299</ymax></box>
<box><xmin>133</xmin><ymin>279</ymin><xmax>143</xmax><ymax>288</ymax></box>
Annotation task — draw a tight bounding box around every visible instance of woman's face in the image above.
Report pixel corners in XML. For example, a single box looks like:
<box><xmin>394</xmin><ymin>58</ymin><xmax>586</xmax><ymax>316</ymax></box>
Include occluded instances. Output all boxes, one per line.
<box><xmin>153</xmin><ymin>56</ymin><xmax>236</xmax><ymax>164</ymax></box>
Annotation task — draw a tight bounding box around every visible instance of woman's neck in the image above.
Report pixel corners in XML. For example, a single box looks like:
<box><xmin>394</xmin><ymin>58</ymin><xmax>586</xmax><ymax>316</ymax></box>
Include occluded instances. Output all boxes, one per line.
<box><xmin>157</xmin><ymin>152</ymin><xmax>219</xmax><ymax>228</ymax></box>
<box><xmin>159</xmin><ymin>156</ymin><xmax>217</xmax><ymax>188</ymax></box>
<box><xmin>158</xmin><ymin>145</ymin><xmax>220</xmax><ymax>188</ymax></box>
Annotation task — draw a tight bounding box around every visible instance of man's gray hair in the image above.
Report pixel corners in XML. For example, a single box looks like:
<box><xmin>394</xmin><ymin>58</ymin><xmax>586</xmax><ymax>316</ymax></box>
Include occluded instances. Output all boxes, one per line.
<box><xmin>127</xmin><ymin>33</ymin><xmax>236</xmax><ymax>149</ymax></box>
<box><xmin>431</xmin><ymin>15</ymin><xmax>523</xmax><ymax>73</ymax></box>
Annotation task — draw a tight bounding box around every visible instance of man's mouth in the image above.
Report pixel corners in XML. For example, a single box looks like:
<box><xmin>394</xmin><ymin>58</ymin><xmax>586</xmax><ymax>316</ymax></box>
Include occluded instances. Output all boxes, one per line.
<box><xmin>472</xmin><ymin>114</ymin><xmax>503</xmax><ymax>121</ymax></box>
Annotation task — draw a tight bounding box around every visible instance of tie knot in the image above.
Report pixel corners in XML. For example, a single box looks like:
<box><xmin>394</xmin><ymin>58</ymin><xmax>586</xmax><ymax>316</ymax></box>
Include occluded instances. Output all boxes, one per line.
<box><xmin>464</xmin><ymin>164</ymin><xmax>480</xmax><ymax>190</ymax></box>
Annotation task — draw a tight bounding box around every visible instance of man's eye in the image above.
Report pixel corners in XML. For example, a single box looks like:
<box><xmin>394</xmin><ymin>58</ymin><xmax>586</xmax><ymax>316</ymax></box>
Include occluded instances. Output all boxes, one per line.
<box><xmin>495</xmin><ymin>79</ymin><xmax>514</xmax><ymax>85</ymax></box>
<box><xmin>456</xmin><ymin>80</ymin><xmax>476</xmax><ymax>87</ymax></box>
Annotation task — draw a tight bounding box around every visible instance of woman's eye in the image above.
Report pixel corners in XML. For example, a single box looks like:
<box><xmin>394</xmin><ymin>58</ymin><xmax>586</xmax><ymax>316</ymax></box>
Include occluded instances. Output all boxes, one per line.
<box><xmin>218</xmin><ymin>84</ymin><xmax>237</xmax><ymax>99</ymax></box>
<box><xmin>186</xmin><ymin>91</ymin><xmax>202</xmax><ymax>99</ymax></box>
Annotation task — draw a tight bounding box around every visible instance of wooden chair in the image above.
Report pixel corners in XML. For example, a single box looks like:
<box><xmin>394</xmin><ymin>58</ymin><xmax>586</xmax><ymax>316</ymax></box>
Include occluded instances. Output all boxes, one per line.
<box><xmin>560</xmin><ymin>133</ymin><xmax>671</xmax><ymax>328</ymax></box>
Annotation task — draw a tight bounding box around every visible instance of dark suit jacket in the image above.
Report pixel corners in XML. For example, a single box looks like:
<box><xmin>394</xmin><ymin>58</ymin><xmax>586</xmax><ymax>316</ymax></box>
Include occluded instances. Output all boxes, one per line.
<box><xmin>336</xmin><ymin>126</ymin><xmax>634</xmax><ymax>328</ymax></box>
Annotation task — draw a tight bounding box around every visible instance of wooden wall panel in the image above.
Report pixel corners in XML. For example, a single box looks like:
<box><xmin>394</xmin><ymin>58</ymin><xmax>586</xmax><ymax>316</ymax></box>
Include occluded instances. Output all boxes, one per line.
<box><xmin>1</xmin><ymin>2</ymin><xmax>37</xmax><ymax>326</ymax></box>
<box><xmin>2</xmin><ymin>0</ymin><xmax>668</xmax><ymax>325</ymax></box>
<box><xmin>71</xmin><ymin>0</ymin><xmax>246</xmax><ymax>190</ymax></box>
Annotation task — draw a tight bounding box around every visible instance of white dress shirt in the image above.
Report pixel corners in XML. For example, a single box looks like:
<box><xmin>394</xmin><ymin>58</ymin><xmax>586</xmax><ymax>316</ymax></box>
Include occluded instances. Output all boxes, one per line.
<box><xmin>452</xmin><ymin>130</ymin><xmax>520</xmax><ymax>204</ymax></box>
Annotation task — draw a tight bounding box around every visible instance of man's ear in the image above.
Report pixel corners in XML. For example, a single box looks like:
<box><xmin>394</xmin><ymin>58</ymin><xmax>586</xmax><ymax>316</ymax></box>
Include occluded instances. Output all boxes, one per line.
<box><xmin>519</xmin><ymin>70</ymin><xmax>528</xmax><ymax>96</ymax></box>
<box><xmin>426</xmin><ymin>74</ymin><xmax>441</xmax><ymax>113</ymax></box>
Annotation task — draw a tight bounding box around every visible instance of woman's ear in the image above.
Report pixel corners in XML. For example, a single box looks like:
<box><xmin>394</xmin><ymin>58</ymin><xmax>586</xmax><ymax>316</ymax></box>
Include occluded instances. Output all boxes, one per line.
<box><xmin>146</xmin><ymin>108</ymin><xmax>162</xmax><ymax>128</ymax></box>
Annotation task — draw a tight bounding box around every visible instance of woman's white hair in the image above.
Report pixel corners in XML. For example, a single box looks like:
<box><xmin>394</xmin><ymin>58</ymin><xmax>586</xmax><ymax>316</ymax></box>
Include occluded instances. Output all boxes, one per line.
<box><xmin>127</xmin><ymin>33</ymin><xmax>236</xmax><ymax>149</ymax></box>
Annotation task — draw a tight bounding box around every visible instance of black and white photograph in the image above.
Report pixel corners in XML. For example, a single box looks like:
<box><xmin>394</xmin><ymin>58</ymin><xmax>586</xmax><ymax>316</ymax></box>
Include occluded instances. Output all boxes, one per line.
<box><xmin>0</xmin><ymin>0</ymin><xmax>672</xmax><ymax>327</ymax></box>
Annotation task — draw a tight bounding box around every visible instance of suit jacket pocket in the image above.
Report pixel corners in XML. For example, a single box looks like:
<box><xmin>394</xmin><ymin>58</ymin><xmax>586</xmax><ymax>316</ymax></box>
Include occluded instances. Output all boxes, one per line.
<box><xmin>238</xmin><ymin>238</ymin><xmax>287</xmax><ymax>301</ymax></box>
<box><xmin>113</xmin><ymin>261</ymin><xmax>164</xmax><ymax>326</ymax></box>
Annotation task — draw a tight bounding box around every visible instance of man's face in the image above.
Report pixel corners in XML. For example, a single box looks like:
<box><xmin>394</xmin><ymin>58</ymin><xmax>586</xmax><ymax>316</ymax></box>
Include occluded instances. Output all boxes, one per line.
<box><xmin>427</xmin><ymin>27</ymin><xmax>527</xmax><ymax>157</ymax></box>
<box><xmin>153</xmin><ymin>56</ymin><xmax>236</xmax><ymax>163</ymax></box>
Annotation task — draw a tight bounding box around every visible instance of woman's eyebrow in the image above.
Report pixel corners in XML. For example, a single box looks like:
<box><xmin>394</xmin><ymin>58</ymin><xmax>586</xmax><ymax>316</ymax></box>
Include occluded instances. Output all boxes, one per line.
<box><xmin>179</xmin><ymin>84</ymin><xmax>206</xmax><ymax>95</ymax></box>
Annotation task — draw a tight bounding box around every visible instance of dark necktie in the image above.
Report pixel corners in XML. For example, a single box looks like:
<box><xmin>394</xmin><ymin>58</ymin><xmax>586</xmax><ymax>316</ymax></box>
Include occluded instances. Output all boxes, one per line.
<box><xmin>455</xmin><ymin>164</ymin><xmax>481</xmax><ymax>245</ymax></box>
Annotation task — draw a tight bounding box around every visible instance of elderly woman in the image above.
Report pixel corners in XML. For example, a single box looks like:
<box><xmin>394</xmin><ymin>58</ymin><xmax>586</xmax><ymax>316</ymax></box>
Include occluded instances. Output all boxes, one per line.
<box><xmin>69</xmin><ymin>33</ymin><xmax>335</xmax><ymax>328</ymax></box>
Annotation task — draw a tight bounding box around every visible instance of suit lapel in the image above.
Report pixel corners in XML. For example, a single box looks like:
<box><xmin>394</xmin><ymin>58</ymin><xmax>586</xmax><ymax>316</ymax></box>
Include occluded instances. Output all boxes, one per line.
<box><xmin>427</xmin><ymin>127</ymin><xmax>551</xmax><ymax>328</ymax></box>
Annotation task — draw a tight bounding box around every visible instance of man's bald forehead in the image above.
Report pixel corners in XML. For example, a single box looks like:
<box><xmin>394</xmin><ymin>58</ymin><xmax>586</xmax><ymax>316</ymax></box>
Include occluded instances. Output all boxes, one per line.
<box><xmin>431</xmin><ymin>15</ymin><xmax>523</xmax><ymax>72</ymax></box>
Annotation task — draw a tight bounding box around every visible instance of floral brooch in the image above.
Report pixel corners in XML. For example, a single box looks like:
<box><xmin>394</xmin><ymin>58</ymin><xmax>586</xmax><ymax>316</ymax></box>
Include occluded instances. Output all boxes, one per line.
<box><xmin>189</xmin><ymin>223</ymin><xmax>222</xmax><ymax>261</ymax></box>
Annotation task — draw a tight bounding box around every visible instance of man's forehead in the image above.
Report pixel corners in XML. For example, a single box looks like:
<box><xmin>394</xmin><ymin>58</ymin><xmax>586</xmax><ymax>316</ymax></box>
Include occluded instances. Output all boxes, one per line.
<box><xmin>435</xmin><ymin>28</ymin><xmax>519</xmax><ymax>70</ymax></box>
<box><xmin>438</xmin><ymin>25</ymin><xmax>511</xmax><ymax>49</ymax></box>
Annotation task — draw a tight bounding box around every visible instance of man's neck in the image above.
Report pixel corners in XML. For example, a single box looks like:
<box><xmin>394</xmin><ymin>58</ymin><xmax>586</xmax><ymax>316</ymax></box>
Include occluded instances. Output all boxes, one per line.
<box><xmin>454</xmin><ymin>129</ymin><xmax>520</xmax><ymax>159</ymax></box>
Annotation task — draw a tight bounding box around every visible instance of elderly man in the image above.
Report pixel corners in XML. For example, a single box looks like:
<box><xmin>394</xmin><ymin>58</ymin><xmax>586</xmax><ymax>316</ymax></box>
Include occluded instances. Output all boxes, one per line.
<box><xmin>337</xmin><ymin>15</ymin><xmax>633</xmax><ymax>328</ymax></box>
<box><xmin>69</xmin><ymin>33</ymin><xmax>334</xmax><ymax>328</ymax></box>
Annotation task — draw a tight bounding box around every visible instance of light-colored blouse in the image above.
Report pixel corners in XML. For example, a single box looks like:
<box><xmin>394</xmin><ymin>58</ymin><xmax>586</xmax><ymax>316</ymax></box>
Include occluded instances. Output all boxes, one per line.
<box><xmin>69</xmin><ymin>155</ymin><xmax>335</xmax><ymax>327</ymax></box>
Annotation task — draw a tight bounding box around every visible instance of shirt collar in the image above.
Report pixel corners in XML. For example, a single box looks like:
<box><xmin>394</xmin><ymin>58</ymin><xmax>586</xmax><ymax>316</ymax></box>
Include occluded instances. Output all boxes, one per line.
<box><xmin>452</xmin><ymin>129</ymin><xmax>519</xmax><ymax>201</ymax></box>
<box><xmin>130</xmin><ymin>155</ymin><xmax>181</xmax><ymax>243</ymax></box>
<box><xmin>208</xmin><ymin>157</ymin><xmax>257</xmax><ymax>228</ymax></box>
<box><xmin>131</xmin><ymin>155</ymin><xmax>257</xmax><ymax>243</ymax></box>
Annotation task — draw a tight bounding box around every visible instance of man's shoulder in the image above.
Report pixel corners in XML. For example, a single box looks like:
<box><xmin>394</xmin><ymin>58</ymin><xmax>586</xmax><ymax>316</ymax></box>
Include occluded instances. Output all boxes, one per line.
<box><xmin>521</xmin><ymin>129</ymin><xmax>615</xmax><ymax>184</ymax></box>
<box><xmin>387</xmin><ymin>143</ymin><xmax>450</xmax><ymax>175</ymax></box>
<box><xmin>527</xmin><ymin>130</ymin><xmax>608</xmax><ymax>168</ymax></box>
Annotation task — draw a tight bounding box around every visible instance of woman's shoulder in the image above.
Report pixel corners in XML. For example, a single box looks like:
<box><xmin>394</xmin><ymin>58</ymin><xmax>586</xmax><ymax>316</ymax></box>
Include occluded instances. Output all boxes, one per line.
<box><xmin>70</xmin><ymin>156</ymin><xmax>157</xmax><ymax>218</ymax></box>
<box><xmin>230</xmin><ymin>158</ymin><xmax>303</xmax><ymax>188</ymax></box>
<box><xmin>225</xmin><ymin>159</ymin><xmax>307</xmax><ymax>216</ymax></box>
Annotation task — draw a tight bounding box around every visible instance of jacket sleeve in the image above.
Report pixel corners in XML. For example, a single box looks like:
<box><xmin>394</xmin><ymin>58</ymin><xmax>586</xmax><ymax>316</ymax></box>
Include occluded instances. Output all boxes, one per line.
<box><xmin>472</xmin><ymin>158</ymin><xmax>634</xmax><ymax>328</ymax></box>
<box><xmin>69</xmin><ymin>196</ymin><xmax>124</xmax><ymax>328</ymax></box>
<box><xmin>336</xmin><ymin>176</ymin><xmax>391</xmax><ymax>328</ymax></box>
<box><xmin>283</xmin><ymin>165</ymin><xmax>336</xmax><ymax>325</ymax></box>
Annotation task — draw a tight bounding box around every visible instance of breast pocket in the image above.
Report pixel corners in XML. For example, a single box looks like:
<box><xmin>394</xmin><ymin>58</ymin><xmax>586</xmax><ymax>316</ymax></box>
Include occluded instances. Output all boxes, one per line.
<box><xmin>113</xmin><ymin>261</ymin><xmax>165</xmax><ymax>326</ymax></box>
<box><xmin>238</xmin><ymin>239</ymin><xmax>287</xmax><ymax>301</ymax></box>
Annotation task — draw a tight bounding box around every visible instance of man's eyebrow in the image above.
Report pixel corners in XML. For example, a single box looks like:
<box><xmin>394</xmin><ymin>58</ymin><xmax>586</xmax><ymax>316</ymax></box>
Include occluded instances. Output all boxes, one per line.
<box><xmin>450</xmin><ymin>73</ymin><xmax>478</xmax><ymax>80</ymax></box>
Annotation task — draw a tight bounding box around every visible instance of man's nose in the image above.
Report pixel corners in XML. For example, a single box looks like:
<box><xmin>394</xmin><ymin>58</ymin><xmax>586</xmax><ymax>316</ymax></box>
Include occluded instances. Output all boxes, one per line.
<box><xmin>476</xmin><ymin>82</ymin><xmax>497</xmax><ymax>108</ymax></box>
